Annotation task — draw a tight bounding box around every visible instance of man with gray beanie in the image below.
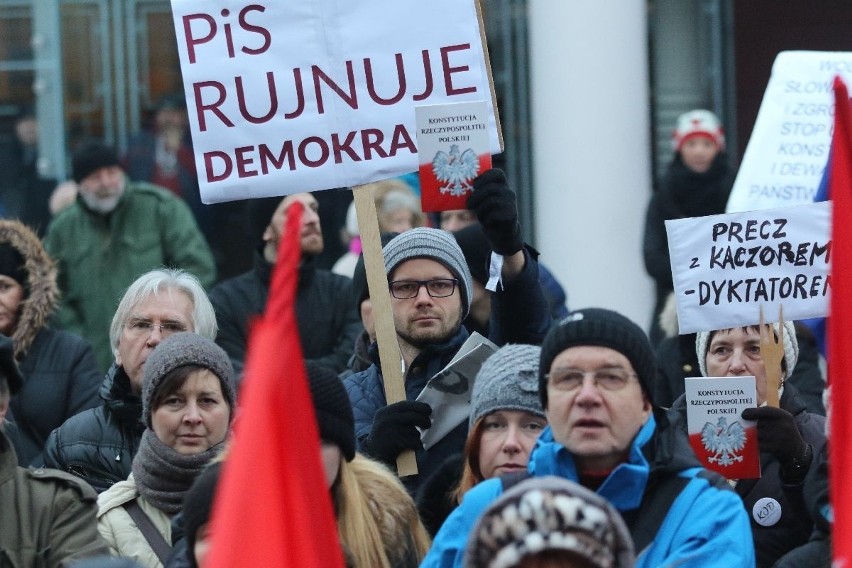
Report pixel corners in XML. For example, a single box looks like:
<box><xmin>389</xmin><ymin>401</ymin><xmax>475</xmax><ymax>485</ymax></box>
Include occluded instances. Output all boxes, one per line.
<box><xmin>344</xmin><ymin>169</ymin><xmax>550</xmax><ymax>494</ymax></box>
<box><xmin>422</xmin><ymin>307</ymin><xmax>755</xmax><ymax>568</ymax></box>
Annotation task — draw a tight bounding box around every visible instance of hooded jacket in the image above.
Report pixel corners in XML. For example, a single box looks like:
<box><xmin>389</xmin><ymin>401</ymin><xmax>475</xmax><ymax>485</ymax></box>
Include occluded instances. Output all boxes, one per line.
<box><xmin>0</xmin><ymin>220</ymin><xmax>103</xmax><ymax>465</ymax></box>
<box><xmin>42</xmin><ymin>364</ymin><xmax>144</xmax><ymax>493</ymax></box>
<box><xmin>421</xmin><ymin>409</ymin><xmax>755</xmax><ymax>568</ymax></box>
<box><xmin>0</xmin><ymin>430</ymin><xmax>109</xmax><ymax>566</ymax></box>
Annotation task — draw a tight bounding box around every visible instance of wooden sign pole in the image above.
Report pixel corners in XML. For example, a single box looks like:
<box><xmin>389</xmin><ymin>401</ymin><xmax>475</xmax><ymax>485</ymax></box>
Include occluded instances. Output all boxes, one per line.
<box><xmin>352</xmin><ymin>184</ymin><xmax>418</xmax><ymax>476</ymax></box>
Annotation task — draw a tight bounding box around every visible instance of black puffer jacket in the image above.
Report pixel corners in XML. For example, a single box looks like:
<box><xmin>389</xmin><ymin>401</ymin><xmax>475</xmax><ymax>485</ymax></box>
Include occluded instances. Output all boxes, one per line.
<box><xmin>210</xmin><ymin>251</ymin><xmax>361</xmax><ymax>375</ymax></box>
<box><xmin>0</xmin><ymin>220</ymin><xmax>102</xmax><ymax>466</ymax></box>
<box><xmin>672</xmin><ymin>384</ymin><xmax>827</xmax><ymax>567</ymax></box>
<box><xmin>41</xmin><ymin>364</ymin><xmax>144</xmax><ymax>493</ymax></box>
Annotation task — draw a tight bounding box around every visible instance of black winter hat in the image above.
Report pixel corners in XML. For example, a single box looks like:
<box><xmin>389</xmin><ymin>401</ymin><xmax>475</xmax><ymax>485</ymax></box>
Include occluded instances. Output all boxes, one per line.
<box><xmin>539</xmin><ymin>308</ymin><xmax>655</xmax><ymax>408</ymax></box>
<box><xmin>182</xmin><ymin>461</ymin><xmax>222</xmax><ymax>567</ymax></box>
<box><xmin>0</xmin><ymin>335</ymin><xmax>23</xmax><ymax>395</ymax></box>
<box><xmin>306</xmin><ymin>361</ymin><xmax>355</xmax><ymax>461</ymax></box>
<box><xmin>0</xmin><ymin>243</ymin><xmax>27</xmax><ymax>289</ymax></box>
<box><xmin>453</xmin><ymin>224</ymin><xmax>491</xmax><ymax>285</ymax></box>
<box><xmin>351</xmin><ymin>232</ymin><xmax>399</xmax><ymax>312</ymax></box>
<box><xmin>72</xmin><ymin>141</ymin><xmax>122</xmax><ymax>183</ymax></box>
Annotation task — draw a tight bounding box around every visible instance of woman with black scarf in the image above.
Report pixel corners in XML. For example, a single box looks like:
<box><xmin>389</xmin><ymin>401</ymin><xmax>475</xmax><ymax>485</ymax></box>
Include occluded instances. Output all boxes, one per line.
<box><xmin>643</xmin><ymin>109</ymin><xmax>735</xmax><ymax>346</ymax></box>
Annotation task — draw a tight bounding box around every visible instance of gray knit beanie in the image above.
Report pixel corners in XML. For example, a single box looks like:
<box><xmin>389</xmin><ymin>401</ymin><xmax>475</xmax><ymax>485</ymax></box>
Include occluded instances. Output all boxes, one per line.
<box><xmin>142</xmin><ymin>332</ymin><xmax>236</xmax><ymax>428</ymax></box>
<box><xmin>382</xmin><ymin>227</ymin><xmax>473</xmax><ymax>319</ymax></box>
<box><xmin>470</xmin><ymin>344</ymin><xmax>544</xmax><ymax>429</ymax></box>
<box><xmin>696</xmin><ymin>321</ymin><xmax>799</xmax><ymax>378</ymax></box>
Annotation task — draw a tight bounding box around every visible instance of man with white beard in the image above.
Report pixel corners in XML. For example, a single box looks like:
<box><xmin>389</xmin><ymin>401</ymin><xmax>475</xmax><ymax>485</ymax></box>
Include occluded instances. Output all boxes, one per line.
<box><xmin>44</xmin><ymin>141</ymin><xmax>215</xmax><ymax>371</ymax></box>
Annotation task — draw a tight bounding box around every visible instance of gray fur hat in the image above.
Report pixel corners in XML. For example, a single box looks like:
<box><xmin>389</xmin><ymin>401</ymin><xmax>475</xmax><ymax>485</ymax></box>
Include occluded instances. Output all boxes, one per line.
<box><xmin>464</xmin><ymin>476</ymin><xmax>636</xmax><ymax>568</ymax></box>
<box><xmin>142</xmin><ymin>332</ymin><xmax>236</xmax><ymax>428</ymax></box>
<box><xmin>470</xmin><ymin>344</ymin><xmax>544</xmax><ymax>429</ymax></box>
<box><xmin>382</xmin><ymin>227</ymin><xmax>473</xmax><ymax>319</ymax></box>
<box><xmin>695</xmin><ymin>321</ymin><xmax>798</xmax><ymax>379</ymax></box>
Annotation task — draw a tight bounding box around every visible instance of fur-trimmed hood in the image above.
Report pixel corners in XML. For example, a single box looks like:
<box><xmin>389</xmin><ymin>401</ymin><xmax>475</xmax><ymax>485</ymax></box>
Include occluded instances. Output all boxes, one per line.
<box><xmin>0</xmin><ymin>220</ymin><xmax>58</xmax><ymax>358</ymax></box>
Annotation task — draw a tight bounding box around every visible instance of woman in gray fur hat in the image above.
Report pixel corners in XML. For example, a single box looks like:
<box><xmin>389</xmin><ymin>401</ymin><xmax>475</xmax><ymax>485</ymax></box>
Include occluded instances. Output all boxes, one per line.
<box><xmin>96</xmin><ymin>332</ymin><xmax>236</xmax><ymax>568</ymax></box>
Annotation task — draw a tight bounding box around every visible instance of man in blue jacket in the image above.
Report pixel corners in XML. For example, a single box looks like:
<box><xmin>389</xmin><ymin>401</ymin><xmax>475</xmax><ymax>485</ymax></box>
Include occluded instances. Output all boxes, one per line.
<box><xmin>422</xmin><ymin>308</ymin><xmax>755</xmax><ymax>567</ymax></box>
<box><xmin>344</xmin><ymin>170</ymin><xmax>551</xmax><ymax>493</ymax></box>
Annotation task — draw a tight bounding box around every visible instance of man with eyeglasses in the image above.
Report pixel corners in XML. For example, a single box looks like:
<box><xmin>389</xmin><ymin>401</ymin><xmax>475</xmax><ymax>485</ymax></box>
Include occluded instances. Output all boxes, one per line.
<box><xmin>422</xmin><ymin>308</ymin><xmax>754</xmax><ymax>567</ymax></box>
<box><xmin>344</xmin><ymin>169</ymin><xmax>551</xmax><ymax>494</ymax></box>
<box><xmin>40</xmin><ymin>268</ymin><xmax>217</xmax><ymax>492</ymax></box>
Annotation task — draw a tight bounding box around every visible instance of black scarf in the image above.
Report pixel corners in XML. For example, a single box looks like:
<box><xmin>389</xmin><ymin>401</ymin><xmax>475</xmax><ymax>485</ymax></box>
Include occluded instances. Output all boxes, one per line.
<box><xmin>132</xmin><ymin>429</ymin><xmax>223</xmax><ymax>515</ymax></box>
<box><xmin>657</xmin><ymin>153</ymin><xmax>733</xmax><ymax>220</ymax></box>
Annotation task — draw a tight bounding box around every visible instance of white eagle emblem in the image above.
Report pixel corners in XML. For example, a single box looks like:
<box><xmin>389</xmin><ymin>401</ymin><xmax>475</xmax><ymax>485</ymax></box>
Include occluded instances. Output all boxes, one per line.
<box><xmin>701</xmin><ymin>416</ymin><xmax>747</xmax><ymax>467</ymax></box>
<box><xmin>432</xmin><ymin>144</ymin><xmax>479</xmax><ymax>196</ymax></box>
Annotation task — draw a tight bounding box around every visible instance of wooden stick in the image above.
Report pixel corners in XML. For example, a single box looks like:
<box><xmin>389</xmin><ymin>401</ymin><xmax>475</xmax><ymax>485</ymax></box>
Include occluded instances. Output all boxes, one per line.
<box><xmin>352</xmin><ymin>184</ymin><xmax>418</xmax><ymax>477</ymax></box>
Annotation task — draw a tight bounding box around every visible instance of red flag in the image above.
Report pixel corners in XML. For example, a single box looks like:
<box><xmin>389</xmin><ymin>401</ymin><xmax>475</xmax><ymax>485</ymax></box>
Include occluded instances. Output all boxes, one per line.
<box><xmin>205</xmin><ymin>200</ymin><xmax>345</xmax><ymax>568</ymax></box>
<box><xmin>829</xmin><ymin>76</ymin><xmax>852</xmax><ymax>566</ymax></box>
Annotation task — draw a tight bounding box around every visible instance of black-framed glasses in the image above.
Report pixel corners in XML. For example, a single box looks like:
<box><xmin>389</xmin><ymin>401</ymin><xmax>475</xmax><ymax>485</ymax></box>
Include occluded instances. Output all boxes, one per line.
<box><xmin>389</xmin><ymin>278</ymin><xmax>458</xmax><ymax>299</ymax></box>
<box><xmin>125</xmin><ymin>319</ymin><xmax>187</xmax><ymax>338</ymax></box>
<box><xmin>545</xmin><ymin>368</ymin><xmax>637</xmax><ymax>392</ymax></box>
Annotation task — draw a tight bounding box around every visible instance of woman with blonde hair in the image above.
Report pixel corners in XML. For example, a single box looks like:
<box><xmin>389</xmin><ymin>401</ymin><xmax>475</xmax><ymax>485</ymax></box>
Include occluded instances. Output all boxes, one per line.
<box><xmin>306</xmin><ymin>361</ymin><xmax>430</xmax><ymax>567</ymax></box>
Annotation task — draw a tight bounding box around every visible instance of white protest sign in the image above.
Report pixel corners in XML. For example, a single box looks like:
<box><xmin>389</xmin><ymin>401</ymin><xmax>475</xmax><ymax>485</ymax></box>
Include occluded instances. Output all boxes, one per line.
<box><xmin>727</xmin><ymin>51</ymin><xmax>852</xmax><ymax>213</ymax></box>
<box><xmin>667</xmin><ymin>201</ymin><xmax>831</xmax><ymax>333</ymax></box>
<box><xmin>169</xmin><ymin>1</ymin><xmax>502</xmax><ymax>203</ymax></box>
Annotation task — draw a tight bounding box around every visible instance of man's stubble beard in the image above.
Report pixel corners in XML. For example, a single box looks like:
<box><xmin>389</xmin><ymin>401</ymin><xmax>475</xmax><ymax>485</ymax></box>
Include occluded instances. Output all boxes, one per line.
<box><xmin>396</xmin><ymin>307</ymin><xmax>463</xmax><ymax>351</ymax></box>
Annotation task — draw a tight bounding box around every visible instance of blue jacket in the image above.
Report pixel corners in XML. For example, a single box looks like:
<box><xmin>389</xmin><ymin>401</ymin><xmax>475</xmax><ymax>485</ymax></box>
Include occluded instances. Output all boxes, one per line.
<box><xmin>421</xmin><ymin>410</ymin><xmax>755</xmax><ymax>568</ymax></box>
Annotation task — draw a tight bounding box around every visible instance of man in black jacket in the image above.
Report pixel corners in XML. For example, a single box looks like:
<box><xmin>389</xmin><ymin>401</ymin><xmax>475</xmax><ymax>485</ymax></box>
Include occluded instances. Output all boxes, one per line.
<box><xmin>41</xmin><ymin>268</ymin><xmax>217</xmax><ymax>492</ymax></box>
<box><xmin>209</xmin><ymin>192</ymin><xmax>361</xmax><ymax>375</ymax></box>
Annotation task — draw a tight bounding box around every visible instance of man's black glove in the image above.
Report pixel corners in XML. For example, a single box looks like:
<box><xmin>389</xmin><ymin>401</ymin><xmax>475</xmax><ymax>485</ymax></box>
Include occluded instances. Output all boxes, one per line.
<box><xmin>467</xmin><ymin>169</ymin><xmax>523</xmax><ymax>256</ymax></box>
<box><xmin>361</xmin><ymin>400</ymin><xmax>432</xmax><ymax>466</ymax></box>
<box><xmin>742</xmin><ymin>406</ymin><xmax>812</xmax><ymax>483</ymax></box>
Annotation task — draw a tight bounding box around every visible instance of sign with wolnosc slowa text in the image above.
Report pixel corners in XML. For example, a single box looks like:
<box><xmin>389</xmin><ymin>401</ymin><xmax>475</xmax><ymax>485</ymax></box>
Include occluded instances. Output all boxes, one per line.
<box><xmin>170</xmin><ymin>1</ymin><xmax>503</xmax><ymax>203</ymax></box>
<box><xmin>666</xmin><ymin>201</ymin><xmax>831</xmax><ymax>334</ymax></box>
<box><xmin>727</xmin><ymin>51</ymin><xmax>852</xmax><ymax>213</ymax></box>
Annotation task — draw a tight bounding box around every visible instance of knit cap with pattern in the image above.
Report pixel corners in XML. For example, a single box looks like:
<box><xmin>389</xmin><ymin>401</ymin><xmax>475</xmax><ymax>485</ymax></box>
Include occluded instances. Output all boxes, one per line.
<box><xmin>470</xmin><ymin>344</ymin><xmax>543</xmax><ymax>428</ymax></box>
<box><xmin>382</xmin><ymin>227</ymin><xmax>473</xmax><ymax>319</ymax></box>
<box><xmin>539</xmin><ymin>308</ymin><xmax>655</xmax><ymax>408</ymax></box>
<box><xmin>142</xmin><ymin>332</ymin><xmax>236</xmax><ymax>428</ymax></box>
<box><xmin>672</xmin><ymin>109</ymin><xmax>726</xmax><ymax>151</ymax></box>
<box><xmin>464</xmin><ymin>475</ymin><xmax>636</xmax><ymax>568</ymax></box>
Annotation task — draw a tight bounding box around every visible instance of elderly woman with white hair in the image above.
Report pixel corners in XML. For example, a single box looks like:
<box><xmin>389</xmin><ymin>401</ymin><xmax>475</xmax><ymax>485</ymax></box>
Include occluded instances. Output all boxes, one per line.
<box><xmin>672</xmin><ymin>321</ymin><xmax>826</xmax><ymax>568</ymax></box>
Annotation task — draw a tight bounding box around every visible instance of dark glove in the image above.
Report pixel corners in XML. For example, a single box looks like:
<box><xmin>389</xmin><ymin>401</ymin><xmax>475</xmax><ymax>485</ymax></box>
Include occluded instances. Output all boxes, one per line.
<box><xmin>467</xmin><ymin>169</ymin><xmax>523</xmax><ymax>256</ymax></box>
<box><xmin>362</xmin><ymin>400</ymin><xmax>432</xmax><ymax>465</ymax></box>
<box><xmin>742</xmin><ymin>406</ymin><xmax>812</xmax><ymax>482</ymax></box>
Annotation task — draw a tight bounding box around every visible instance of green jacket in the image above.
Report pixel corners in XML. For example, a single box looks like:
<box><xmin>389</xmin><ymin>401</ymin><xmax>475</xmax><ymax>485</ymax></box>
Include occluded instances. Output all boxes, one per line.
<box><xmin>0</xmin><ymin>431</ymin><xmax>109</xmax><ymax>567</ymax></box>
<box><xmin>44</xmin><ymin>179</ymin><xmax>216</xmax><ymax>370</ymax></box>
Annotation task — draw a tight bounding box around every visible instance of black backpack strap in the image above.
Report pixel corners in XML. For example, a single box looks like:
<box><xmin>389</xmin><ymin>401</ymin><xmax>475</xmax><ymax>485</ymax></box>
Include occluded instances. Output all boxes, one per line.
<box><xmin>499</xmin><ymin>470</ymin><xmax>532</xmax><ymax>491</ymax></box>
<box><xmin>123</xmin><ymin>499</ymin><xmax>173</xmax><ymax>564</ymax></box>
<box><xmin>621</xmin><ymin>473</ymin><xmax>691</xmax><ymax>554</ymax></box>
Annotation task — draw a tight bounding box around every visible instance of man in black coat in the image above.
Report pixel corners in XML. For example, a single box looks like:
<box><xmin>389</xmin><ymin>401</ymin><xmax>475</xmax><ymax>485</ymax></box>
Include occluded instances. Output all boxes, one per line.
<box><xmin>209</xmin><ymin>192</ymin><xmax>361</xmax><ymax>375</ymax></box>
<box><xmin>41</xmin><ymin>268</ymin><xmax>217</xmax><ymax>492</ymax></box>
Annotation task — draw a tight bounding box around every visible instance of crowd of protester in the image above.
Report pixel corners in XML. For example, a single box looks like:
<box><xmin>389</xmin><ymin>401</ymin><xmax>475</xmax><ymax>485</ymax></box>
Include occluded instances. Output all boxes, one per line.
<box><xmin>0</xmin><ymin>108</ymin><xmax>832</xmax><ymax>567</ymax></box>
